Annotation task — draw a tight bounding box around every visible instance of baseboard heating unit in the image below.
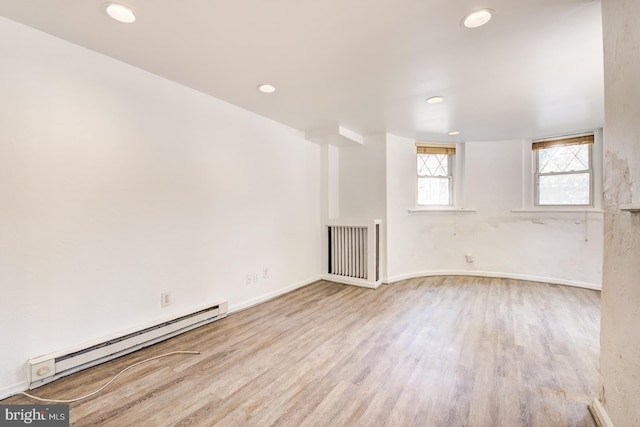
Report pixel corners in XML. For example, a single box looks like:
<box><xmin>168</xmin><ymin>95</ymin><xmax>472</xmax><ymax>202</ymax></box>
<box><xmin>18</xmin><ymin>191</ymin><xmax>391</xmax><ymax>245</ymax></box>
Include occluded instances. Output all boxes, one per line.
<box><xmin>26</xmin><ymin>301</ymin><xmax>228</xmax><ymax>389</ymax></box>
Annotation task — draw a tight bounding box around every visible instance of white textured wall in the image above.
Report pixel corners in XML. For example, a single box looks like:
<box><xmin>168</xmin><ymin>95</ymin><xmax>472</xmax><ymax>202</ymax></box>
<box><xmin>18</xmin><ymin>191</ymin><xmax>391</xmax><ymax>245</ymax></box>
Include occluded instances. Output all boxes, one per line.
<box><xmin>599</xmin><ymin>0</ymin><xmax>640</xmax><ymax>424</ymax></box>
<box><xmin>386</xmin><ymin>134</ymin><xmax>603</xmax><ymax>287</ymax></box>
<box><xmin>0</xmin><ymin>17</ymin><xmax>321</xmax><ymax>396</ymax></box>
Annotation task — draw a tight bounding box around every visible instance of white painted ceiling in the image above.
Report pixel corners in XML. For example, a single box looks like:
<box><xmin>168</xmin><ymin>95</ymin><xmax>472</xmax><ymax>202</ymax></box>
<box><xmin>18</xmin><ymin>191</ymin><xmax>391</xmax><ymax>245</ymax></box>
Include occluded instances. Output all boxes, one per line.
<box><xmin>0</xmin><ymin>0</ymin><xmax>604</xmax><ymax>142</ymax></box>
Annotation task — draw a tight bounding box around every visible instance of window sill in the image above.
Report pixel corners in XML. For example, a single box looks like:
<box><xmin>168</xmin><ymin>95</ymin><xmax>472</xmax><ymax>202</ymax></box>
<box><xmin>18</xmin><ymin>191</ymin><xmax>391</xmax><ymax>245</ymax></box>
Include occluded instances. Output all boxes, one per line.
<box><xmin>511</xmin><ymin>208</ymin><xmax>604</xmax><ymax>214</ymax></box>
<box><xmin>409</xmin><ymin>207</ymin><xmax>477</xmax><ymax>213</ymax></box>
<box><xmin>620</xmin><ymin>204</ymin><xmax>640</xmax><ymax>212</ymax></box>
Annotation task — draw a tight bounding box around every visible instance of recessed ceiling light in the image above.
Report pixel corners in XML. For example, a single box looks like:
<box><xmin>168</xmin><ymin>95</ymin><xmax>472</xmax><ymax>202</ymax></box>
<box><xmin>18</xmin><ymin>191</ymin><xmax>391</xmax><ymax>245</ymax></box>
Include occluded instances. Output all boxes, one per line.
<box><xmin>426</xmin><ymin>96</ymin><xmax>444</xmax><ymax>104</ymax></box>
<box><xmin>257</xmin><ymin>84</ymin><xmax>276</xmax><ymax>93</ymax></box>
<box><xmin>448</xmin><ymin>131</ymin><xmax>461</xmax><ymax>136</ymax></box>
<box><xmin>104</xmin><ymin>3</ymin><xmax>136</xmax><ymax>23</ymax></box>
<box><xmin>463</xmin><ymin>9</ymin><xmax>493</xmax><ymax>28</ymax></box>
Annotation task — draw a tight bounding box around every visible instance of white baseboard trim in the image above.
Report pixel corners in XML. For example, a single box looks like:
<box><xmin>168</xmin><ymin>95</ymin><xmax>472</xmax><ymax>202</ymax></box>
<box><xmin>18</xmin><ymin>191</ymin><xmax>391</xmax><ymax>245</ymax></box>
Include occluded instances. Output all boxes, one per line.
<box><xmin>589</xmin><ymin>397</ymin><xmax>614</xmax><ymax>427</ymax></box>
<box><xmin>320</xmin><ymin>274</ymin><xmax>382</xmax><ymax>289</ymax></box>
<box><xmin>0</xmin><ymin>381</ymin><xmax>28</xmax><ymax>401</ymax></box>
<box><xmin>386</xmin><ymin>270</ymin><xmax>601</xmax><ymax>291</ymax></box>
<box><xmin>229</xmin><ymin>275</ymin><xmax>322</xmax><ymax>314</ymax></box>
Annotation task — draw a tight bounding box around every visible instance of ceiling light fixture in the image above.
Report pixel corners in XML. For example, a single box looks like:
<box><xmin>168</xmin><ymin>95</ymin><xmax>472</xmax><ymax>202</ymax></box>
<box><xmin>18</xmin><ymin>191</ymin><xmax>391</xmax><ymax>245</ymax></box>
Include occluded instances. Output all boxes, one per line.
<box><xmin>463</xmin><ymin>9</ymin><xmax>493</xmax><ymax>28</ymax></box>
<box><xmin>448</xmin><ymin>131</ymin><xmax>461</xmax><ymax>136</ymax></box>
<box><xmin>425</xmin><ymin>96</ymin><xmax>444</xmax><ymax>104</ymax></box>
<box><xmin>104</xmin><ymin>3</ymin><xmax>136</xmax><ymax>23</ymax></box>
<box><xmin>257</xmin><ymin>84</ymin><xmax>276</xmax><ymax>93</ymax></box>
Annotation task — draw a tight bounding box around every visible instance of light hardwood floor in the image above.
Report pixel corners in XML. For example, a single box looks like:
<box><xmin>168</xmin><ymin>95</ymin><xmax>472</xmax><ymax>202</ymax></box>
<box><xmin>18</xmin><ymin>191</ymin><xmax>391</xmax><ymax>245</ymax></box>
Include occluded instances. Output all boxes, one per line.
<box><xmin>3</xmin><ymin>277</ymin><xmax>601</xmax><ymax>426</ymax></box>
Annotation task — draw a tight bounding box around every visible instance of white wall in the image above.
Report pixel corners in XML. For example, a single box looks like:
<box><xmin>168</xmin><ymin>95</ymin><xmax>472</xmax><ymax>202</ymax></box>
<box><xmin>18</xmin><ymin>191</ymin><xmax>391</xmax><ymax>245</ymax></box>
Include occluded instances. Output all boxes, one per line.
<box><xmin>320</xmin><ymin>144</ymin><xmax>340</xmax><ymax>220</ymax></box>
<box><xmin>386</xmin><ymin>134</ymin><xmax>603</xmax><ymax>287</ymax></box>
<box><xmin>598</xmin><ymin>0</ymin><xmax>640</xmax><ymax>424</ymax></box>
<box><xmin>338</xmin><ymin>135</ymin><xmax>386</xmax><ymax>221</ymax></box>
<box><xmin>0</xmin><ymin>17</ymin><xmax>321</xmax><ymax>396</ymax></box>
<box><xmin>335</xmin><ymin>134</ymin><xmax>387</xmax><ymax>279</ymax></box>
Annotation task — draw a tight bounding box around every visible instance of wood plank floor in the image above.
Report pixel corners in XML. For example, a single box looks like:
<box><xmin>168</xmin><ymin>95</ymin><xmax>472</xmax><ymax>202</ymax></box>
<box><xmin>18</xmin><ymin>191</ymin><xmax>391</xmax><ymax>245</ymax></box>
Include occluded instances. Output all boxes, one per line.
<box><xmin>3</xmin><ymin>277</ymin><xmax>601</xmax><ymax>426</ymax></box>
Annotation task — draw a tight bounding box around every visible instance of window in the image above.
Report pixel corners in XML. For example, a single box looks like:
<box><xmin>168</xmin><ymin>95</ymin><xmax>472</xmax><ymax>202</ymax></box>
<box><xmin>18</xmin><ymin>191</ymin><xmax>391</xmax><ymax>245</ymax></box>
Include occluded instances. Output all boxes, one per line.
<box><xmin>533</xmin><ymin>134</ymin><xmax>593</xmax><ymax>206</ymax></box>
<box><xmin>416</xmin><ymin>143</ymin><xmax>455</xmax><ymax>206</ymax></box>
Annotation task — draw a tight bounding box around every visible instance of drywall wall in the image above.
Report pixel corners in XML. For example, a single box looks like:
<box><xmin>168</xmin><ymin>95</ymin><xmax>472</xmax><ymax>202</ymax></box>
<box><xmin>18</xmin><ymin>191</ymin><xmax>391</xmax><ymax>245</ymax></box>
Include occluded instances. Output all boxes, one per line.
<box><xmin>320</xmin><ymin>144</ymin><xmax>340</xmax><ymax>220</ymax></box>
<box><xmin>598</xmin><ymin>0</ymin><xmax>640</xmax><ymax>424</ymax></box>
<box><xmin>335</xmin><ymin>134</ymin><xmax>387</xmax><ymax>279</ymax></box>
<box><xmin>385</xmin><ymin>133</ymin><xmax>603</xmax><ymax>287</ymax></box>
<box><xmin>0</xmin><ymin>17</ymin><xmax>321</xmax><ymax>396</ymax></box>
<box><xmin>338</xmin><ymin>135</ymin><xmax>386</xmax><ymax>220</ymax></box>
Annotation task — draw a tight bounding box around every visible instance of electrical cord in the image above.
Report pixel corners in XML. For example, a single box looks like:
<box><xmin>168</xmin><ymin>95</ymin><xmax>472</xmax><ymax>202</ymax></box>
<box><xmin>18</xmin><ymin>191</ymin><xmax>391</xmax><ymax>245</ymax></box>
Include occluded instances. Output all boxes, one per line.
<box><xmin>19</xmin><ymin>350</ymin><xmax>201</xmax><ymax>403</ymax></box>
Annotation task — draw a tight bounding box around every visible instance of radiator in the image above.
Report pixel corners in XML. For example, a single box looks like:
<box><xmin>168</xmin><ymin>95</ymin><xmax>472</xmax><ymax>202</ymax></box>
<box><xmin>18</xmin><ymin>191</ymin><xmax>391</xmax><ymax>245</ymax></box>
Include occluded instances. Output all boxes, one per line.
<box><xmin>323</xmin><ymin>220</ymin><xmax>382</xmax><ymax>288</ymax></box>
<box><xmin>329</xmin><ymin>226</ymin><xmax>368</xmax><ymax>279</ymax></box>
<box><xmin>27</xmin><ymin>301</ymin><xmax>228</xmax><ymax>389</ymax></box>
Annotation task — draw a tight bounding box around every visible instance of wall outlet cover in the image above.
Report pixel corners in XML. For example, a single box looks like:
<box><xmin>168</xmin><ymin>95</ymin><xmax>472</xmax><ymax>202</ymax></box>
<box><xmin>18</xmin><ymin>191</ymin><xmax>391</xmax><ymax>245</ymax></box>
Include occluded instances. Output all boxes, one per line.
<box><xmin>161</xmin><ymin>292</ymin><xmax>171</xmax><ymax>307</ymax></box>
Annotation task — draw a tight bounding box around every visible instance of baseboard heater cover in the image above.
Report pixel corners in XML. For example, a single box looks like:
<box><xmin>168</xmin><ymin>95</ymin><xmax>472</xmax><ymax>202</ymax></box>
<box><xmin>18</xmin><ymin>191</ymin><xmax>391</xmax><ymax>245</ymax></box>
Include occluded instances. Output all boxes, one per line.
<box><xmin>27</xmin><ymin>301</ymin><xmax>228</xmax><ymax>389</ymax></box>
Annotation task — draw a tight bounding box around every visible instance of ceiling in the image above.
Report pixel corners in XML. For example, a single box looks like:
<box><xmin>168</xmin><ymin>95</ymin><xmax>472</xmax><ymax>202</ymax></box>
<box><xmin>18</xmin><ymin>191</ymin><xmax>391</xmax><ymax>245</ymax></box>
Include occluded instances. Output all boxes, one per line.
<box><xmin>0</xmin><ymin>0</ymin><xmax>604</xmax><ymax>142</ymax></box>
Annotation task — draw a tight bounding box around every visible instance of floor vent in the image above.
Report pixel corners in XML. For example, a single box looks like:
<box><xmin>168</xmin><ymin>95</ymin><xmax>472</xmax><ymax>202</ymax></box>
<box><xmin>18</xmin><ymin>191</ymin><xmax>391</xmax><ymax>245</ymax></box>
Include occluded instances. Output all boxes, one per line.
<box><xmin>27</xmin><ymin>301</ymin><xmax>228</xmax><ymax>389</ymax></box>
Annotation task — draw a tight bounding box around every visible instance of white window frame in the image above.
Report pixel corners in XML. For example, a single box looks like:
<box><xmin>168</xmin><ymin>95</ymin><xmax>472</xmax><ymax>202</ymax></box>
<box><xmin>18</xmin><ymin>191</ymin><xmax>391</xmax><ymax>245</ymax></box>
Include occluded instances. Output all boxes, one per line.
<box><xmin>414</xmin><ymin>143</ymin><xmax>466</xmax><ymax>210</ymax></box>
<box><xmin>417</xmin><ymin>152</ymin><xmax>454</xmax><ymax>206</ymax></box>
<box><xmin>514</xmin><ymin>129</ymin><xmax>603</xmax><ymax>213</ymax></box>
<box><xmin>534</xmin><ymin>135</ymin><xmax>594</xmax><ymax>207</ymax></box>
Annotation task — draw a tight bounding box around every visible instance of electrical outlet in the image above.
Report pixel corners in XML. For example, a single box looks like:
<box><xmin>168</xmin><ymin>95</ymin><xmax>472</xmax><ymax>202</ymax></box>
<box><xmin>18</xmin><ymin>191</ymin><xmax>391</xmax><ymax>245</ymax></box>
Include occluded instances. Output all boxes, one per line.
<box><xmin>161</xmin><ymin>292</ymin><xmax>171</xmax><ymax>307</ymax></box>
<box><xmin>254</xmin><ymin>273</ymin><xmax>259</xmax><ymax>283</ymax></box>
<box><xmin>246</xmin><ymin>274</ymin><xmax>252</xmax><ymax>285</ymax></box>
<box><xmin>465</xmin><ymin>254</ymin><xmax>474</xmax><ymax>263</ymax></box>
<box><xmin>263</xmin><ymin>268</ymin><xmax>269</xmax><ymax>279</ymax></box>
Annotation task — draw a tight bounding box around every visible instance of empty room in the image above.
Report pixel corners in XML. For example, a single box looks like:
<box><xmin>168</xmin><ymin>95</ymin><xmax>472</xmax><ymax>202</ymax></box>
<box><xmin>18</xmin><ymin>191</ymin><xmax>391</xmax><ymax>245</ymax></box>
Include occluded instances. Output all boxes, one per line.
<box><xmin>0</xmin><ymin>0</ymin><xmax>638</xmax><ymax>426</ymax></box>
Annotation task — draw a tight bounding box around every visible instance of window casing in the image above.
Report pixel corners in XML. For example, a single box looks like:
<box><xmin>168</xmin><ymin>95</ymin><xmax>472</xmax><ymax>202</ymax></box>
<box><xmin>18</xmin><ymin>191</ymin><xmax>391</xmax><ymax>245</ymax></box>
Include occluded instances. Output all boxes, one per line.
<box><xmin>533</xmin><ymin>134</ymin><xmax>594</xmax><ymax>206</ymax></box>
<box><xmin>416</xmin><ymin>144</ymin><xmax>455</xmax><ymax>206</ymax></box>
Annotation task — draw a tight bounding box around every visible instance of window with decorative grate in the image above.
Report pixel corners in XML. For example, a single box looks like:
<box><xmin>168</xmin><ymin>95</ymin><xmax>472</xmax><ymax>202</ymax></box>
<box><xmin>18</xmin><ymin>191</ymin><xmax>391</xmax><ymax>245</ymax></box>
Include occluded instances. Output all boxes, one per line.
<box><xmin>416</xmin><ymin>143</ymin><xmax>456</xmax><ymax>206</ymax></box>
<box><xmin>533</xmin><ymin>134</ymin><xmax>593</xmax><ymax>206</ymax></box>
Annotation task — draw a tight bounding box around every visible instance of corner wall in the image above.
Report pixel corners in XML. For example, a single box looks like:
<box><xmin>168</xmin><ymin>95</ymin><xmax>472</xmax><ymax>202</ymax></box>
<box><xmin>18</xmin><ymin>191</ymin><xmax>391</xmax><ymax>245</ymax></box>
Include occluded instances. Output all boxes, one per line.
<box><xmin>0</xmin><ymin>17</ymin><xmax>321</xmax><ymax>396</ymax></box>
<box><xmin>597</xmin><ymin>0</ymin><xmax>640</xmax><ymax>424</ymax></box>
